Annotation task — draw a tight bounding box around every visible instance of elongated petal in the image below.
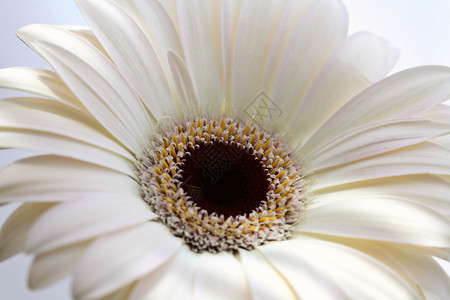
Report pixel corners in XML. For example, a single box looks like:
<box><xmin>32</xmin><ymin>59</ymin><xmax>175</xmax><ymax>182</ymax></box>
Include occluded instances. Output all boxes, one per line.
<box><xmin>114</xmin><ymin>0</ymin><xmax>183</xmax><ymax>71</ymax></box>
<box><xmin>29</xmin><ymin>241</ymin><xmax>89</xmax><ymax>289</ymax></box>
<box><xmin>269</xmin><ymin>0</ymin><xmax>348</xmax><ymax>130</ymax></box>
<box><xmin>99</xmin><ymin>284</ymin><xmax>135</xmax><ymax>300</ymax></box>
<box><xmin>312</xmin><ymin>174</ymin><xmax>450</xmax><ymax>215</ymax></box>
<box><xmin>295</xmin><ymin>197</ymin><xmax>450</xmax><ymax>248</ymax></box>
<box><xmin>0</xmin><ymin>130</ymin><xmax>135</xmax><ymax>177</ymax></box>
<box><xmin>177</xmin><ymin>0</ymin><xmax>223</xmax><ymax>114</ymax></box>
<box><xmin>25</xmin><ymin>193</ymin><xmax>156</xmax><ymax>254</ymax></box>
<box><xmin>260</xmin><ymin>0</ymin><xmax>315</xmax><ymax>94</ymax></box>
<box><xmin>0</xmin><ymin>97</ymin><xmax>133</xmax><ymax>160</ymax></box>
<box><xmin>167</xmin><ymin>50</ymin><xmax>200</xmax><ymax>119</ymax></box>
<box><xmin>0</xmin><ymin>155</ymin><xmax>140</xmax><ymax>203</ymax></box>
<box><xmin>0</xmin><ymin>203</ymin><xmax>54</xmax><ymax>261</ymax></box>
<box><xmin>260</xmin><ymin>238</ymin><xmax>421</xmax><ymax>299</ymax></box>
<box><xmin>288</xmin><ymin>31</ymin><xmax>398</xmax><ymax>145</ymax></box>
<box><xmin>192</xmin><ymin>252</ymin><xmax>249</xmax><ymax>300</ymax></box>
<box><xmin>231</xmin><ymin>0</ymin><xmax>287</xmax><ymax>115</ymax></box>
<box><xmin>302</xmin><ymin>66</ymin><xmax>450</xmax><ymax>154</ymax></box>
<box><xmin>17</xmin><ymin>24</ymin><xmax>153</xmax><ymax>154</ymax></box>
<box><xmin>259</xmin><ymin>240</ymin><xmax>347</xmax><ymax>300</ymax></box>
<box><xmin>0</xmin><ymin>67</ymin><xmax>81</xmax><ymax>109</ymax></box>
<box><xmin>239</xmin><ymin>249</ymin><xmax>297</xmax><ymax>300</ymax></box>
<box><xmin>75</xmin><ymin>0</ymin><xmax>175</xmax><ymax>119</ymax></box>
<box><xmin>221</xmin><ymin>0</ymin><xmax>243</xmax><ymax>113</ymax></box>
<box><xmin>129</xmin><ymin>246</ymin><xmax>198</xmax><ymax>300</ymax></box>
<box><xmin>72</xmin><ymin>222</ymin><xmax>182</xmax><ymax>299</ymax></box>
<box><xmin>58</xmin><ymin>25</ymin><xmax>110</xmax><ymax>58</ymax></box>
<box><xmin>311</xmin><ymin>142</ymin><xmax>450</xmax><ymax>190</ymax></box>
<box><xmin>305</xmin><ymin>117</ymin><xmax>449</xmax><ymax>171</ymax></box>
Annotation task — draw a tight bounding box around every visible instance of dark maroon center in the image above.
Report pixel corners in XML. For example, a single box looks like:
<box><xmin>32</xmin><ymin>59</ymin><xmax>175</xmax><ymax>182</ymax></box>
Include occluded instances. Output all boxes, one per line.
<box><xmin>180</xmin><ymin>142</ymin><xmax>269</xmax><ymax>218</ymax></box>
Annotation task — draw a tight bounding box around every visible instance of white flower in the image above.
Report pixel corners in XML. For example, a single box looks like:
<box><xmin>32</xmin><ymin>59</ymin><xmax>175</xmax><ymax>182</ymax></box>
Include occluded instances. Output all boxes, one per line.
<box><xmin>1</xmin><ymin>0</ymin><xmax>449</xmax><ymax>299</ymax></box>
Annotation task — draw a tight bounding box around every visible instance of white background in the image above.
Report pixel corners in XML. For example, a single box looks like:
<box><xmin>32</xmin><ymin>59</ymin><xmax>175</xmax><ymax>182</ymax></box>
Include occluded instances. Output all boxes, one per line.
<box><xmin>0</xmin><ymin>0</ymin><xmax>449</xmax><ymax>299</ymax></box>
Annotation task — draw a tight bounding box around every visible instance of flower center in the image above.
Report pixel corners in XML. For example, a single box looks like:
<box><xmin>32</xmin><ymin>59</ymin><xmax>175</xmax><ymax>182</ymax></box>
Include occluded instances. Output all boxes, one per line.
<box><xmin>180</xmin><ymin>142</ymin><xmax>269</xmax><ymax>218</ymax></box>
<box><xmin>137</xmin><ymin>117</ymin><xmax>305</xmax><ymax>253</ymax></box>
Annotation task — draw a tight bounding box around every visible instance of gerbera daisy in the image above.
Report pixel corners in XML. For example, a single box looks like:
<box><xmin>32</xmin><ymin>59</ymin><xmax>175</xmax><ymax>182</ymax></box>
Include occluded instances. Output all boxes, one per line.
<box><xmin>1</xmin><ymin>0</ymin><xmax>449</xmax><ymax>299</ymax></box>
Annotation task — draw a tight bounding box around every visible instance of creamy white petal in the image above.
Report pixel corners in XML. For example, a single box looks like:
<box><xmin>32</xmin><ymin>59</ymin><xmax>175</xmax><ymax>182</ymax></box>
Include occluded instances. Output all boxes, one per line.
<box><xmin>114</xmin><ymin>0</ymin><xmax>183</xmax><ymax>72</ymax></box>
<box><xmin>25</xmin><ymin>193</ymin><xmax>156</xmax><ymax>254</ymax></box>
<box><xmin>129</xmin><ymin>245</ymin><xmax>198</xmax><ymax>300</ymax></box>
<box><xmin>99</xmin><ymin>284</ymin><xmax>135</xmax><ymax>300</ymax></box>
<box><xmin>288</xmin><ymin>31</ymin><xmax>398</xmax><ymax>145</ymax></box>
<box><xmin>269</xmin><ymin>0</ymin><xmax>348</xmax><ymax>131</ymax></box>
<box><xmin>335</xmin><ymin>239</ymin><xmax>450</xmax><ymax>300</ymax></box>
<box><xmin>0</xmin><ymin>155</ymin><xmax>140</xmax><ymax>203</ymax></box>
<box><xmin>17</xmin><ymin>24</ymin><xmax>153</xmax><ymax>154</ymax></box>
<box><xmin>311</xmin><ymin>142</ymin><xmax>450</xmax><ymax>190</ymax></box>
<box><xmin>304</xmin><ymin>117</ymin><xmax>449</xmax><ymax>171</ymax></box>
<box><xmin>259</xmin><ymin>240</ymin><xmax>347</xmax><ymax>300</ymax></box>
<box><xmin>160</xmin><ymin>0</ymin><xmax>179</xmax><ymax>34</ymax></box>
<box><xmin>302</xmin><ymin>66</ymin><xmax>450</xmax><ymax>155</ymax></box>
<box><xmin>0</xmin><ymin>67</ymin><xmax>81</xmax><ymax>109</ymax></box>
<box><xmin>311</xmin><ymin>175</ymin><xmax>450</xmax><ymax>215</ymax></box>
<box><xmin>231</xmin><ymin>0</ymin><xmax>287</xmax><ymax>115</ymax></box>
<box><xmin>0</xmin><ymin>97</ymin><xmax>133</xmax><ymax>160</ymax></box>
<box><xmin>260</xmin><ymin>0</ymin><xmax>315</xmax><ymax>95</ymax></box>
<box><xmin>239</xmin><ymin>249</ymin><xmax>296</xmax><ymax>300</ymax></box>
<box><xmin>29</xmin><ymin>241</ymin><xmax>89</xmax><ymax>289</ymax></box>
<box><xmin>192</xmin><ymin>251</ymin><xmax>249</xmax><ymax>300</ymax></box>
<box><xmin>295</xmin><ymin>197</ymin><xmax>450</xmax><ymax>248</ymax></box>
<box><xmin>0</xmin><ymin>130</ymin><xmax>136</xmax><ymax>177</ymax></box>
<box><xmin>167</xmin><ymin>50</ymin><xmax>200</xmax><ymax>119</ymax></box>
<box><xmin>0</xmin><ymin>203</ymin><xmax>54</xmax><ymax>261</ymax></box>
<box><xmin>72</xmin><ymin>222</ymin><xmax>182</xmax><ymax>299</ymax></box>
<box><xmin>221</xmin><ymin>0</ymin><xmax>243</xmax><ymax>113</ymax></box>
<box><xmin>177</xmin><ymin>0</ymin><xmax>223</xmax><ymax>114</ymax></box>
<box><xmin>260</xmin><ymin>238</ymin><xmax>421</xmax><ymax>299</ymax></box>
<box><xmin>75</xmin><ymin>0</ymin><xmax>175</xmax><ymax>119</ymax></box>
<box><xmin>57</xmin><ymin>25</ymin><xmax>110</xmax><ymax>58</ymax></box>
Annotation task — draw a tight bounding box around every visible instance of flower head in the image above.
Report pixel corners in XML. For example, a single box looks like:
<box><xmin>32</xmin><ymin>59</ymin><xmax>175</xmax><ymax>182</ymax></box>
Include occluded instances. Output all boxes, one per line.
<box><xmin>0</xmin><ymin>0</ymin><xmax>449</xmax><ymax>299</ymax></box>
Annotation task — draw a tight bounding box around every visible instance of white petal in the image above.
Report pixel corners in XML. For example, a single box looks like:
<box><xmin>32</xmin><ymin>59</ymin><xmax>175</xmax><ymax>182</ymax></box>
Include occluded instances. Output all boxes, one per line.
<box><xmin>0</xmin><ymin>97</ymin><xmax>133</xmax><ymax>160</ymax></box>
<box><xmin>17</xmin><ymin>24</ymin><xmax>153</xmax><ymax>154</ymax></box>
<box><xmin>386</xmin><ymin>247</ymin><xmax>450</xmax><ymax>300</ymax></box>
<box><xmin>29</xmin><ymin>241</ymin><xmax>89</xmax><ymax>289</ymax></box>
<box><xmin>0</xmin><ymin>203</ymin><xmax>54</xmax><ymax>261</ymax></box>
<box><xmin>231</xmin><ymin>0</ymin><xmax>287</xmax><ymax>115</ymax></box>
<box><xmin>0</xmin><ymin>67</ymin><xmax>81</xmax><ymax>109</ymax></box>
<box><xmin>295</xmin><ymin>197</ymin><xmax>450</xmax><ymax>248</ymax></box>
<box><xmin>287</xmin><ymin>31</ymin><xmax>398</xmax><ymax>146</ymax></box>
<box><xmin>0</xmin><ymin>155</ymin><xmax>140</xmax><ymax>203</ymax></box>
<box><xmin>220</xmin><ymin>0</ymin><xmax>243</xmax><ymax>113</ymax></box>
<box><xmin>99</xmin><ymin>284</ymin><xmax>135</xmax><ymax>300</ymax></box>
<box><xmin>304</xmin><ymin>117</ymin><xmax>449</xmax><ymax>171</ymax></box>
<box><xmin>312</xmin><ymin>174</ymin><xmax>450</xmax><ymax>215</ymax></box>
<box><xmin>302</xmin><ymin>66</ymin><xmax>450</xmax><ymax>155</ymax></box>
<box><xmin>268</xmin><ymin>0</ymin><xmax>348</xmax><ymax>130</ymax></box>
<box><xmin>75</xmin><ymin>0</ymin><xmax>175</xmax><ymax>119</ymax></box>
<box><xmin>310</xmin><ymin>142</ymin><xmax>450</xmax><ymax>190</ymax></box>
<box><xmin>167</xmin><ymin>50</ymin><xmax>200</xmax><ymax>119</ymax></box>
<box><xmin>0</xmin><ymin>130</ymin><xmax>136</xmax><ymax>177</ymax></box>
<box><xmin>114</xmin><ymin>0</ymin><xmax>183</xmax><ymax>72</ymax></box>
<box><xmin>239</xmin><ymin>249</ymin><xmax>296</xmax><ymax>300</ymax></box>
<box><xmin>262</xmin><ymin>238</ymin><xmax>421</xmax><ymax>299</ymax></box>
<box><xmin>259</xmin><ymin>240</ymin><xmax>347</xmax><ymax>300</ymax></box>
<box><xmin>177</xmin><ymin>0</ymin><xmax>223</xmax><ymax>114</ymax></box>
<box><xmin>25</xmin><ymin>193</ymin><xmax>156</xmax><ymax>254</ymax></box>
<box><xmin>58</xmin><ymin>25</ymin><xmax>110</xmax><ymax>58</ymax></box>
<box><xmin>129</xmin><ymin>245</ymin><xmax>199</xmax><ymax>300</ymax></box>
<box><xmin>260</xmin><ymin>0</ymin><xmax>316</xmax><ymax>95</ymax></box>
<box><xmin>72</xmin><ymin>222</ymin><xmax>182</xmax><ymax>299</ymax></box>
<box><xmin>192</xmin><ymin>252</ymin><xmax>249</xmax><ymax>300</ymax></box>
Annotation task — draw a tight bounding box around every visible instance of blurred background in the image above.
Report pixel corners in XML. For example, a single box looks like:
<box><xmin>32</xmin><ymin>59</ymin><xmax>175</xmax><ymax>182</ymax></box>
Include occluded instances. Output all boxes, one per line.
<box><xmin>0</xmin><ymin>0</ymin><xmax>449</xmax><ymax>299</ymax></box>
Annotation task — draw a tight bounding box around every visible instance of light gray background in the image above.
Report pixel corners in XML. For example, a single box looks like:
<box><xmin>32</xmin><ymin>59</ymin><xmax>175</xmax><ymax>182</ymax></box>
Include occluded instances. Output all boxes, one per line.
<box><xmin>0</xmin><ymin>0</ymin><xmax>449</xmax><ymax>299</ymax></box>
